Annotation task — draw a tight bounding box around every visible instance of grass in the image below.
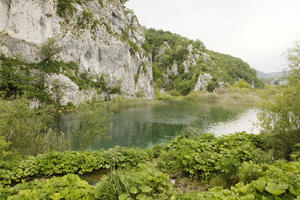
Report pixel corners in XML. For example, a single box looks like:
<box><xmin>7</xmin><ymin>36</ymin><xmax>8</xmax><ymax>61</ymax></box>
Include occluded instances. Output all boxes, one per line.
<box><xmin>154</xmin><ymin>89</ymin><xmax>185</xmax><ymax>101</ymax></box>
<box><xmin>185</xmin><ymin>88</ymin><xmax>263</xmax><ymax>106</ymax></box>
<box><xmin>155</xmin><ymin>87</ymin><xmax>268</xmax><ymax>106</ymax></box>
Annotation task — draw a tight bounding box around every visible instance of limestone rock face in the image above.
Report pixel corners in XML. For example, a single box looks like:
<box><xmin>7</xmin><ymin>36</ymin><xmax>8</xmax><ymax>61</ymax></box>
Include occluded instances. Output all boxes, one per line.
<box><xmin>202</xmin><ymin>53</ymin><xmax>211</xmax><ymax>63</ymax></box>
<box><xmin>183</xmin><ymin>44</ymin><xmax>200</xmax><ymax>73</ymax></box>
<box><xmin>45</xmin><ymin>73</ymin><xmax>97</xmax><ymax>105</ymax></box>
<box><xmin>194</xmin><ymin>73</ymin><xmax>213</xmax><ymax>91</ymax></box>
<box><xmin>167</xmin><ymin>63</ymin><xmax>179</xmax><ymax>76</ymax></box>
<box><xmin>202</xmin><ymin>52</ymin><xmax>214</xmax><ymax>66</ymax></box>
<box><xmin>0</xmin><ymin>0</ymin><xmax>154</xmax><ymax>104</ymax></box>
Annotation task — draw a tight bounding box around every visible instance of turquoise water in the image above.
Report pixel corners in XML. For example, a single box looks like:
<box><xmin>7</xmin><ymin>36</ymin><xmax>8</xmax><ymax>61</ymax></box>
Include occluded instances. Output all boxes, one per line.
<box><xmin>54</xmin><ymin>101</ymin><xmax>260</xmax><ymax>151</ymax></box>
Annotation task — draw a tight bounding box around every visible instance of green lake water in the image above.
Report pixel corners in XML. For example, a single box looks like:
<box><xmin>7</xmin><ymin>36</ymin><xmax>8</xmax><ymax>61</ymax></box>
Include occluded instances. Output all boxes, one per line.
<box><xmin>54</xmin><ymin>101</ymin><xmax>260</xmax><ymax>151</ymax></box>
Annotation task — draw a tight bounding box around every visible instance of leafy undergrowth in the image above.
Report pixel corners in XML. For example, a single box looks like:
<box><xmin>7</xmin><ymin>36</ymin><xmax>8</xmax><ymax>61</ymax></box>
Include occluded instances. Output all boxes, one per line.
<box><xmin>157</xmin><ymin>133</ymin><xmax>265</xmax><ymax>182</ymax></box>
<box><xmin>0</xmin><ymin>147</ymin><xmax>153</xmax><ymax>186</ymax></box>
<box><xmin>1</xmin><ymin>132</ymin><xmax>299</xmax><ymax>199</ymax></box>
<box><xmin>177</xmin><ymin>161</ymin><xmax>300</xmax><ymax>200</ymax></box>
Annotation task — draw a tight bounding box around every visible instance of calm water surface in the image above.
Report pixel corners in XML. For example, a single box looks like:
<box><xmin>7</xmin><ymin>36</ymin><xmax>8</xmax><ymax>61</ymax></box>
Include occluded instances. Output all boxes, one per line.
<box><xmin>54</xmin><ymin>101</ymin><xmax>260</xmax><ymax>151</ymax></box>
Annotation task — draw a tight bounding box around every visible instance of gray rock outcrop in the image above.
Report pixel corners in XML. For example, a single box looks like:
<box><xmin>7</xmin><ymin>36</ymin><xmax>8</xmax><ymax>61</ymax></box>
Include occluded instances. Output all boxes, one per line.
<box><xmin>194</xmin><ymin>73</ymin><xmax>213</xmax><ymax>91</ymax></box>
<box><xmin>45</xmin><ymin>73</ymin><xmax>97</xmax><ymax>105</ymax></box>
<box><xmin>183</xmin><ymin>44</ymin><xmax>200</xmax><ymax>73</ymax></box>
<box><xmin>167</xmin><ymin>63</ymin><xmax>179</xmax><ymax>76</ymax></box>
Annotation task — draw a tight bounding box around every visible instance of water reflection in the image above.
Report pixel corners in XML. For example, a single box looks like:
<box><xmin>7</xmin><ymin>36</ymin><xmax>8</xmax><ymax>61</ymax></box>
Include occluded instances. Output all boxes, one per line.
<box><xmin>53</xmin><ymin>101</ymin><xmax>259</xmax><ymax>151</ymax></box>
<box><xmin>205</xmin><ymin>109</ymin><xmax>260</xmax><ymax>136</ymax></box>
<box><xmin>53</xmin><ymin>109</ymin><xmax>110</xmax><ymax>151</ymax></box>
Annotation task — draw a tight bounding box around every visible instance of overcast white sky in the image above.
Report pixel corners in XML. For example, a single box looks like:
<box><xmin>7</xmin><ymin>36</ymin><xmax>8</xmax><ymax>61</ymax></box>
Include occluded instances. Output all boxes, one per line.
<box><xmin>126</xmin><ymin>0</ymin><xmax>300</xmax><ymax>73</ymax></box>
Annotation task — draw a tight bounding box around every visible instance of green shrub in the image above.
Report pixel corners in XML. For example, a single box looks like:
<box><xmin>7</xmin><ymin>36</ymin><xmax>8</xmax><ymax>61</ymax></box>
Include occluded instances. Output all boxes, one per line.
<box><xmin>291</xmin><ymin>143</ymin><xmax>300</xmax><ymax>161</ymax></box>
<box><xmin>6</xmin><ymin>174</ymin><xmax>95</xmax><ymax>200</ymax></box>
<box><xmin>0</xmin><ymin>137</ymin><xmax>11</xmax><ymax>160</ymax></box>
<box><xmin>233</xmin><ymin>161</ymin><xmax>300</xmax><ymax>199</ymax></box>
<box><xmin>0</xmin><ymin>55</ymin><xmax>50</xmax><ymax>101</ymax></box>
<box><xmin>95</xmin><ymin>163</ymin><xmax>175</xmax><ymax>200</ymax></box>
<box><xmin>136</xmin><ymin>90</ymin><xmax>145</xmax><ymax>98</ymax></box>
<box><xmin>134</xmin><ymin>74</ymin><xmax>139</xmax><ymax>84</ymax></box>
<box><xmin>91</xmin><ymin>19</ymin><xmax>100</xmax><ymax>32</ymax></box>
<box><xmin>232</xmin><ymin>79</ymin><xmax>252</xmax><ymax>89</ymax></box>
<box><xmin>40</xmin><ymin>38</ymin><xmax>63</xmax><ymax>62</ymax></box>
<box><xmin>0</xmin><ymin>147</ymin><xmax>153</xmax><ymax>186</ymax></box>
<box><xmin>176</xmin><ymin>161</ymin><xmax>300</xmax><ymax>199</ymax></box>
<box><xmin>98</xmin><ymin>0</ymin><xmax>104</xmax><ymax>7</ymax></box>
<box><xmin>101</xmin><ymin>21</ymin><xmax>114</xmax><ymax>35</ymax></box>
<box><xmin>77</xmin><ymin>10</ymin><xmax>94</xmax><ymax>29</ymax></box>
<box><xmin>158</xmin><ymin>132</ymin><xmax>265</xmax><ymax>182</ymax></box>
<box><xmin>121</xmin><ymin>27</ymin><xmax>130</xmax><ymax>42</ymax></box>
<box><xmin>129</xmin><ymin>41</ymin><xmax>140</xmax><ymax>56</ymax></box>
<box><xmin>206</xmin><ymin>80</ymin><xmax>218</xmax><ymax>93</ymax></box>
<box><xmin>238</xmin><ymin>161</ymin><xmax>265</xmax><ymax>184</ymax></box>
<box><xmin>57</xmin><ymin>0</ymin><xmax>82</xmax><ymax>21</ymax></box>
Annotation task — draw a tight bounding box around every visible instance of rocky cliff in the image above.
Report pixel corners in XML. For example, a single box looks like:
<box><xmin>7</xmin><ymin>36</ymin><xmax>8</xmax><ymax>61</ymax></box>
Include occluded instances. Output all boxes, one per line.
<box><xmin>0</xmin><ymin>0</ymin><xmax>154</xmax><ymax>105</ymax></box>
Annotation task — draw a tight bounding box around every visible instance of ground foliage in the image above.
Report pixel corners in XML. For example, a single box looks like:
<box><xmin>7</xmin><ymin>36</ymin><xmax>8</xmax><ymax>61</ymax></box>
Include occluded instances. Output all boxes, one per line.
<box><xmin>157</xmin><ymin>133</ymin><xmax>266</xmax><ymax>182</ymax></box>
<box><xmin>0</xmin><ymin>144</ymin><xmax>153</xmax><ymax>186</ymax></box>
<box><xmin>0</xmin><ymin>131</ymin><xmax>299</xmax><ymax>199</ymax></box>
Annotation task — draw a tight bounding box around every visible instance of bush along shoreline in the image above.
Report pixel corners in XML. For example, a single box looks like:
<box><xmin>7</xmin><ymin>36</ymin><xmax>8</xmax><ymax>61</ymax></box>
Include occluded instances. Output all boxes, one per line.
<box><xmin>1</xmin><ymin>132</ymin><xmax>299</xmax><ymax>199</ymax></box>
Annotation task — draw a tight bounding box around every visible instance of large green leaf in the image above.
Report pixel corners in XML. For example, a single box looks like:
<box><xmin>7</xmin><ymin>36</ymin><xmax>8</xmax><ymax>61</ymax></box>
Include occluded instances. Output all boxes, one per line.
<box><xmin>140</xmin><ymin>185</ymin><xmax>152</xmax><ymax>193</ymax></box>
<box><xmin>265</xmin><ymin>182</ymin><xmax>288</xmax><ymax>196</ymax></box>
<box><xmin>253</xmin><ymin>179</ymin><xmax>267</xmax><ymax>192</ymax></box>
<box><xmin>130</xmin><ymin>187</ymin><xmax>138</xmax><ymax>194</ymax></box>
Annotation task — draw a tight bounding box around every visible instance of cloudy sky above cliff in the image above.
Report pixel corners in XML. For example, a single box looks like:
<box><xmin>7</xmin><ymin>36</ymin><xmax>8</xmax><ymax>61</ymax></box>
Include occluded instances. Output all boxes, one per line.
<box><xmin>126</xmin><ymin>0</ymin><xmax>300</xmax><ymax>73</ymax></box>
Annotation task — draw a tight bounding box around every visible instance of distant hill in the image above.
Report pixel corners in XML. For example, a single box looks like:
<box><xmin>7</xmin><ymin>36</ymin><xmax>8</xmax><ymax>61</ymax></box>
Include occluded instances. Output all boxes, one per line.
<box><xmin>256</xmin><ymin>70</ymin><xmax>289</xmax><ymax>85</ymax></box>
<box><xmin>256</xmin><ymin>70</ymin><xmax>286</xmax><ymax>79</ymax></box>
